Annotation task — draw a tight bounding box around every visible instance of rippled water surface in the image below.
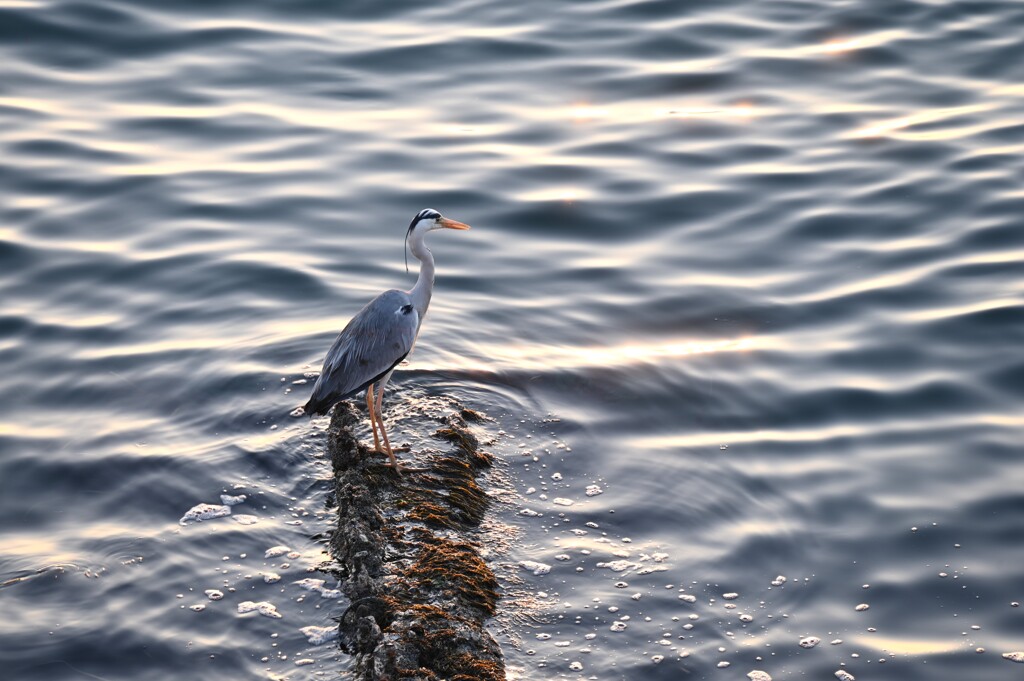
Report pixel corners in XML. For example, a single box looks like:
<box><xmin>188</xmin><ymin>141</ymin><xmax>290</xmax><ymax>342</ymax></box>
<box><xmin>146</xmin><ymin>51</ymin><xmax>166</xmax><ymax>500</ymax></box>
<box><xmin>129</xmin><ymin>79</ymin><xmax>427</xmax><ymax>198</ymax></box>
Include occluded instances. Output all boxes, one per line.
<box><xmin>2</xmin><ymin>0</ymin><xmax>1024</xmax><ymax>678</ymax></box>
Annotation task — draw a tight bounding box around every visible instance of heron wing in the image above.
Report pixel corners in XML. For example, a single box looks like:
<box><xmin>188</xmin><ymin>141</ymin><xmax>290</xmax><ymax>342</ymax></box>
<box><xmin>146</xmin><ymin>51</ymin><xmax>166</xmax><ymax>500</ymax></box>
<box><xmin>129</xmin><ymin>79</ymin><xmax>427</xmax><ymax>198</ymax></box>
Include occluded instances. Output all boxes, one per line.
<box><xmin>304</xmin><ymin>289</ymin><xmax>420</xmax><ymax>415</ymax></box>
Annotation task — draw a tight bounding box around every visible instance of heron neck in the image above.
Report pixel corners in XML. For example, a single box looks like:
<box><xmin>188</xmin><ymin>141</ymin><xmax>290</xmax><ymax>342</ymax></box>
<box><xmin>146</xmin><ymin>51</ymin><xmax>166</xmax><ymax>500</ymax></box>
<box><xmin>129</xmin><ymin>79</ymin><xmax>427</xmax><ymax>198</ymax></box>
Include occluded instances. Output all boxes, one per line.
<box><xmin>408</xmin><ymin>231</ymin><xmax>434</xmax><ymax>317</ymax></box>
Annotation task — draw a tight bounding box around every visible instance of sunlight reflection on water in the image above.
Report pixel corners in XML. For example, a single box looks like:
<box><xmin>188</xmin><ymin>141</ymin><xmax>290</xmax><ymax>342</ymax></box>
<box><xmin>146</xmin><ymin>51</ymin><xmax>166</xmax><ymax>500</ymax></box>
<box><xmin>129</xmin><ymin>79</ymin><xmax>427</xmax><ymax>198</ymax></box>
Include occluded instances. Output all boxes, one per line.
<box><xmin>430</xmin><ymin>336</ymin><xmax>759</xmax><ymax>373</ymax></box>
<box><xmin>2</xmin><ymin>0</ymin><xmax>1024</xmax><ymax>678</ymax></box>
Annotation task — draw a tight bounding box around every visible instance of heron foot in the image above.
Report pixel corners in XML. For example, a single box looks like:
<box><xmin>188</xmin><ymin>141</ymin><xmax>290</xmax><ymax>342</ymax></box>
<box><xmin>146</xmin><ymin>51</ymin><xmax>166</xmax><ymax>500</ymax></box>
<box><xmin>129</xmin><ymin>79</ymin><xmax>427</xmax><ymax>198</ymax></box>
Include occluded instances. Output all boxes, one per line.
<box><xmin>380</xmin><ymin>461</ymin><xmax>428</xmax><ymax>475</ymax></box>
<box><xmin>371</xmin><ymin>445</ymin><xmax>411</xmax><ymax>455</ymax></box>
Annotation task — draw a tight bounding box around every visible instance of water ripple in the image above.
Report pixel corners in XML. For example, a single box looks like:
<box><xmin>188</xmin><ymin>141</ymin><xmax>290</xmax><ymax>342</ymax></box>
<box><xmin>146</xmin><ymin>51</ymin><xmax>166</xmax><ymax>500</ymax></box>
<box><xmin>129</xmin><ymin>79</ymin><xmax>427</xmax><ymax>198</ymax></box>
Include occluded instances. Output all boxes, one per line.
<box><xmin>2</xmin><ymin>0</ymin><xmax>1024</xmax><ymax>678</ymax></box>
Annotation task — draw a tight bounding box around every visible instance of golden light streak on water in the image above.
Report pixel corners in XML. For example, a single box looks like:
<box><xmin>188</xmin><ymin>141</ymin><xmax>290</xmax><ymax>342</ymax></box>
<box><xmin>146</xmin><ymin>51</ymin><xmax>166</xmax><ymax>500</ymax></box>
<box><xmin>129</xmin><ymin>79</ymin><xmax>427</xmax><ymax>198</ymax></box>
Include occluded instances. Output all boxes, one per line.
<box><xmin>560</xmin><ymin>99</ymin><xmax>766</xmax><ymax>127</ymax></box>
<box><xmin>793</xmin><ymin>251</ymin><xmax>1024</xmax><ymax>307</ymax></box>
<box><xmin>852</xmin><ymin>635</ymin><xmax>963</xmax><ymax>655</ymax></box>
<box><xmin>0</xmin><ymin>422</ymin><xmax>67</xmax><ymax>438</ymax></box>
<box><xmin>907</xmin><ymin>298</ymin><xmax>1024</xmax><ymax>323</ymax></box>
<box><xmin>570</xmin><ymin>104</ymin><xmax>610</xmax><ymax>121</ymax></box>
<box><xmin>426</xmin><ymin>336</ymin><xmax>760</xmax><ymax>373</ymax></box>
<box><xmin>636</xmin><ymin>413</ymin><xmax>1024</xmax><ymax>450</ymax></box>
<box><xmin>752</xmin><ymin>30</ymin><xmax>908</xmax><ymax>59</ymax></box>
<box><xmin>2</xmin><ymin>536</ymin><xmax>76</xmax><ymax>562</ymax></box>
<box><xmin>656</xmin><ymin>103</ymin><xmax>762</xmax><ymax>120</ymax></box>
<box><xmin>516</xmin><ymin>186</ymin><xmax>588</xmax><ymax>202</ymax></box>
<box><xmin>813</xmin><ymin>30</ymin><xmax>907</xmax><ymax>55</ymax></box>
<box><xmin>848</xmin><ymin>104</ymin><xmax>992</xmax><ymax>139</ymax></box>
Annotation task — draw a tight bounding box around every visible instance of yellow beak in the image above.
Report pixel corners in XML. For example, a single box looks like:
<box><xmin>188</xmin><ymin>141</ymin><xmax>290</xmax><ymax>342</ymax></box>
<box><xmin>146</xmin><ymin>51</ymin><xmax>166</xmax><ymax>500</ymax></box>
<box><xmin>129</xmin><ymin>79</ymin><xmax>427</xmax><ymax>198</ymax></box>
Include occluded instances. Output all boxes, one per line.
<box><xmin>439</xmin><ymin>217</ymin><xmax>471</xmax><ymax>230</ymax></box>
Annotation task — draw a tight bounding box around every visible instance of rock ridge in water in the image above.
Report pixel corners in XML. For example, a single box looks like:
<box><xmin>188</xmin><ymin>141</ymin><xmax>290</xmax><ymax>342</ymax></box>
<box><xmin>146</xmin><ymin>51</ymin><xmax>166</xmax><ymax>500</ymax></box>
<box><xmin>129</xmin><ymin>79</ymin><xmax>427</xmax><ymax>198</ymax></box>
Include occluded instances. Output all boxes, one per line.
<box><xmin>326</xmin><ymin>402</ymin><xmax>504</xmax><ymax>681</ymax></box>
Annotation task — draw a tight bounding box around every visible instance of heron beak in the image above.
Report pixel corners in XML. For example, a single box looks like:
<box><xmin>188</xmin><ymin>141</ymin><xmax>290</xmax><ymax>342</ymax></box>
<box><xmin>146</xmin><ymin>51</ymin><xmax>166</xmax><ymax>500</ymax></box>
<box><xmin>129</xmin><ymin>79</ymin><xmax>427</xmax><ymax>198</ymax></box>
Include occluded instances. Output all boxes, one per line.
<box><xmin>439</xmin><ymin>217</ymin><xmax>471</xmax><ymax>230</ymax></box>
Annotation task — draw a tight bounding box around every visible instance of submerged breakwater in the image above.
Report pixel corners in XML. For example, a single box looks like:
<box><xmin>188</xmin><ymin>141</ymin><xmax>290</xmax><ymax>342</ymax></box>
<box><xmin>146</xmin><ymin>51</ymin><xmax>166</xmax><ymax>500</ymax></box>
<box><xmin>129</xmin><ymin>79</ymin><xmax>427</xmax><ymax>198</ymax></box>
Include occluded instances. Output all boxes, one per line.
<box><xmin>326</xmin><ymin>403</ymin><xmax>503</xmax><ymax>680</ymax></box>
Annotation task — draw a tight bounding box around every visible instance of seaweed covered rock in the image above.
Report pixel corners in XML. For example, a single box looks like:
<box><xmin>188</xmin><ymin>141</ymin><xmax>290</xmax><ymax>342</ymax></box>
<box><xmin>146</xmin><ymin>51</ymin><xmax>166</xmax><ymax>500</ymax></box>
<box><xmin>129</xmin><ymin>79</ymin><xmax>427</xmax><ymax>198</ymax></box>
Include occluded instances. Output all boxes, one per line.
<box><xmin>326</xmin><ymin>402</ymin><xmax>504</xmax><ymax>681</ymax></box>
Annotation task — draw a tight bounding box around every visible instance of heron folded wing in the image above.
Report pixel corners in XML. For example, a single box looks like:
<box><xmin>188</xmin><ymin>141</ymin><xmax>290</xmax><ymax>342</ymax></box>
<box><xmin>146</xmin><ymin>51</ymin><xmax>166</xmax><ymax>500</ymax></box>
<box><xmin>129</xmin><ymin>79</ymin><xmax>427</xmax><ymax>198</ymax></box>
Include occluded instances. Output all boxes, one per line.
<box><xmin>304</xmin><ymin>290</ymin><xmax>419</xmax><ymax>415</ymax></box>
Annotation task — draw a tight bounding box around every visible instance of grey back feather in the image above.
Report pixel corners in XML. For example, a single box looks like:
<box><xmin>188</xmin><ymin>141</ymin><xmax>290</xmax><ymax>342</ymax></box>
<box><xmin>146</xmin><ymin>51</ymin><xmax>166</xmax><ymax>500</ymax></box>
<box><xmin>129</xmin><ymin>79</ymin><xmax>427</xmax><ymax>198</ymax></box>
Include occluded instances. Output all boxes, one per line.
<box><xmin>304</xmin><ymin>289</ymin><xmax>420</xmax><ymax>415</ymax></box>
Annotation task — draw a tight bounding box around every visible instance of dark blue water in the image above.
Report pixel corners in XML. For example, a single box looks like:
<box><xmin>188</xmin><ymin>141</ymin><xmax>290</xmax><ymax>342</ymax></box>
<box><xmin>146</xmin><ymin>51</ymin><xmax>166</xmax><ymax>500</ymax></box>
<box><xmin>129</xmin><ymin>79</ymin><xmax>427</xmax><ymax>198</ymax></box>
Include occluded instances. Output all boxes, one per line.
<box><xmin>2</xmin><ymin>0</ymin><xmax>1024</xmax><ymax>679</ymax></box>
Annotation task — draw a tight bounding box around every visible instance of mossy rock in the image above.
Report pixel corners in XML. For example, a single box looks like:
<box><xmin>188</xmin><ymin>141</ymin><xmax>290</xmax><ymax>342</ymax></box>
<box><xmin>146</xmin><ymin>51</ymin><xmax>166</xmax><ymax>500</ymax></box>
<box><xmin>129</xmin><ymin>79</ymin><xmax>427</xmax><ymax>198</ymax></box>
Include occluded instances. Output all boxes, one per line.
<box><xmin>327</xmin><ymin>402</ymin><xmax>505</xmax><ymax>680</ymax></box>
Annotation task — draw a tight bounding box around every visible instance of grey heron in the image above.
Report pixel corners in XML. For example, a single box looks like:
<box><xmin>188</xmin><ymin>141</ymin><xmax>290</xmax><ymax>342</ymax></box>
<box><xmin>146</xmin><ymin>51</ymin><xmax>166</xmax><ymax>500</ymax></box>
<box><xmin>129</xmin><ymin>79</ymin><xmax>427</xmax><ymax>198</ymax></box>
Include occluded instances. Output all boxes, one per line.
<box><xmin>303</xmin><ymin>208</ymin><xmax>471</xmax><ymax>470</ymax></box>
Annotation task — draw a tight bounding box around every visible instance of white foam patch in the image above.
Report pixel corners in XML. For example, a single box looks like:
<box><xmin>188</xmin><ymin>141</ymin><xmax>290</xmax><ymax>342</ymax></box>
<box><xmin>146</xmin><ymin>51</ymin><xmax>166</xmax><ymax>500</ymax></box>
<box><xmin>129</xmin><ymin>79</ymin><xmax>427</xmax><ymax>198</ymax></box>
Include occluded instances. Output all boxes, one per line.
<box><xmin>519</xmin><ymin>560</ymin><xmax>551</xmax><ymax>575</ymax></box>
<box><xmin>637</xmin><ymin>565</ymin><xmax>668</xmax><ymax>575</ymax></box>
<box><xmin>205</xmin><ymin>589</ymin><xmax>224</xmax><ymax>601</ymax></box>
<box><xmin>552</xmin><ymin>498</ymin><xmax>574</xmax><ymax>506</ymax></box>
<box><xmin>585</xmin><ymin>485</ymin><xmax>603</xmax><ymax>496</ymax></box>
<box><xmin>265</xmin><ymin>545</ymin><xmax>291</xmax><ymax>558</ymax></box>
<box><xmin>300</xmin><ymin>625</ymin><xmax>339</xmax><ymax>646</ymax></box>
<box><xmin>800</xmin><ymin>636</ymin><xmax>821</xmax><ymax>649</ymax></box>
<box><xmin>179</xmin><ymin>503</ymin><xmax>230</xmax><ymax>525</ymax></box>
<box><xmin>596</xmin><ymin>560</ymin><xmax>638</xmax><ymax>573</ymax></box>
<box><xmin>220</xmin><ymin>494</ymin><xmax>246</xmax><ymax>506</ymax></box>
<box><xmin>238</xmin><ymin>601</ymin><xmax>282</xmax><ymax>618</ymax></box>
<box><xmin>748</xmin><ymin>671</ymin><xmax>772</xmax><ymax>681</ymax></box>
<box><xmin>263</xmin><ymin>572</ymin><xmax>281</xmax><ymax>583</ymax></box>
<box><xmin>232</xmin><ymin>514</ymin><xmax>259</xmax><ymax>525</ymax></box>
<box><xmin>294</xmin><ymin>578</ymin><xmax>342</xmax><ymax>599</ymax></box>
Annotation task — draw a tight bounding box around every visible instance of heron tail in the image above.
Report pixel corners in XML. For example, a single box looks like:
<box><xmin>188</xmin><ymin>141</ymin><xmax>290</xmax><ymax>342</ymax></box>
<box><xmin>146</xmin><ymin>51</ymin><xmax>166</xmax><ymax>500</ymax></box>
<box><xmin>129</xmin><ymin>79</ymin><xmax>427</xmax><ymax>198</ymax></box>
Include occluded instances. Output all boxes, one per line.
<box><xmin>302</xmin><ymin>396</ymin><xmax>328</xmax><ymax>417</ymax></box>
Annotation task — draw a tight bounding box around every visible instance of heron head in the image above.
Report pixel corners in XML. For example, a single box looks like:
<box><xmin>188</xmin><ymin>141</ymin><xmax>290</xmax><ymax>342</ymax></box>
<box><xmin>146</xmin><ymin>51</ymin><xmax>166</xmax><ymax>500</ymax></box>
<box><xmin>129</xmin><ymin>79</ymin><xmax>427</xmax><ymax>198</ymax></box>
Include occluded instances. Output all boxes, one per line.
<box><xmin>405</xmin><ymin>208</ymin><xmax>471</xmax><ymax>271</ymax></box>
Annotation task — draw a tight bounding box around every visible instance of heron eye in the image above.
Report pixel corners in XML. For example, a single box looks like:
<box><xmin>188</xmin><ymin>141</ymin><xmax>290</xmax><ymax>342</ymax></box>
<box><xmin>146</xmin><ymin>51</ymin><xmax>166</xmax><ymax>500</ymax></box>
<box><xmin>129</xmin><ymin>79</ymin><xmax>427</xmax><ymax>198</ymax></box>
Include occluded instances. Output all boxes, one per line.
<box><xmin>400</xmin><ymin>304</ymin><xmax>413</xmax><ymax>315</ymax></box>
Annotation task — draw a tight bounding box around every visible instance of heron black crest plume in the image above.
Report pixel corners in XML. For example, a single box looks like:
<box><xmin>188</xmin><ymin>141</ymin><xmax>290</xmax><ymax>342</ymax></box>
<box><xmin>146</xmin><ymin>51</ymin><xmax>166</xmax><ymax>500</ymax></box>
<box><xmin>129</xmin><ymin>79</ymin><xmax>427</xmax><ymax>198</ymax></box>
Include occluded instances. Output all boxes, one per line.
<box><xmin>405</xmin><ymin>208</ymin><xmax>441</xmax><ymax>273</ymax></box>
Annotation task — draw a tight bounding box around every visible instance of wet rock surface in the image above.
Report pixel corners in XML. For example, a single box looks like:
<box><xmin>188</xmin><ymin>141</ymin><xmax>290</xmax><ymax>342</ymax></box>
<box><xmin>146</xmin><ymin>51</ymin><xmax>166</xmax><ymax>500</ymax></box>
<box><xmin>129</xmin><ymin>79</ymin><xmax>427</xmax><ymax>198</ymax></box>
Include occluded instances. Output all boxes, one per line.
<box><xmin>326</xmin><ymin>403</ymin><xmax>504</xmax><ymax>681</ymax></box>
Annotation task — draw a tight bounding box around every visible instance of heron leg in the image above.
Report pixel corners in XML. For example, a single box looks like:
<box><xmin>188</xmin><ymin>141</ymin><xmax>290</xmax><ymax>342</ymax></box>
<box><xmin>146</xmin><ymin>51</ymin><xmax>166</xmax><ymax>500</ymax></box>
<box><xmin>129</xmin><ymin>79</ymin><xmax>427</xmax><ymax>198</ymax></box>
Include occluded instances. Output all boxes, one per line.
<box><xmin>372</xmin><ymin>375</ymin><xmax>401</xmax><ymax>470</ymax></box>
<box><xmin>373</xmin><ymin>372</ymin><xmax>420</xmax><ymax>472</ymax></box>
<box><xmin>375</xmin><ymin>370</ymin><xmax>411</xmax><ymax>452</ymax></box>
<box><xmin>366</xmin><ymin>385</ymin><xmax>383</xmax><ymax>453</ymax></box>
